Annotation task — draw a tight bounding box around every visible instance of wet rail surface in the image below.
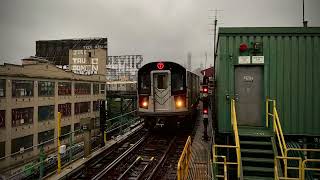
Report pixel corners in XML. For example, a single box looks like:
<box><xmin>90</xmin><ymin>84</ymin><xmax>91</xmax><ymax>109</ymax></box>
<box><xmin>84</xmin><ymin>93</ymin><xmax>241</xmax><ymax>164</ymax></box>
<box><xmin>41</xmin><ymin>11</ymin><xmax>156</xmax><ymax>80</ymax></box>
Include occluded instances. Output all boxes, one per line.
<box><xmin>152</xmin><ymin>123</ymin><xmax>198</xmax><ymax>180</ymax></box>
<box><xmin>66</xmin><ymin>129</ymin><xmax>147</xmax><ymax>180</ymax></box>
<box><xmin>92</xmin><ymin>133</ymin><xmax>176</xmax><ymax>180</ymax></box>
<box><xmin>92</xmin><ymin>124</ymin><xmax>196</xmax><ymax>180</ymax></box>
<box><xmin>65</xmin><ymin>118</ymin><xmax>197</xmax><ymax>180</ymax></box>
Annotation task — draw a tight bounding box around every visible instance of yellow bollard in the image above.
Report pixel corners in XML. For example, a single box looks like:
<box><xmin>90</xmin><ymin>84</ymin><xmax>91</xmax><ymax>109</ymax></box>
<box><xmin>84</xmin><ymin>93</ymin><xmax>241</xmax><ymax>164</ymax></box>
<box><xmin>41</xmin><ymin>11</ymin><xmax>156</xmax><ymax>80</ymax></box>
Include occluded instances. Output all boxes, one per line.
<box><xmin>57</xmin><ymin>112</ymin><xmax>61</xmax><ymax>174</ymax></box>
<box><xmin>104</xmin><ymin>131</ymin><xmax>107</xmax><ymax>145</ymax></box>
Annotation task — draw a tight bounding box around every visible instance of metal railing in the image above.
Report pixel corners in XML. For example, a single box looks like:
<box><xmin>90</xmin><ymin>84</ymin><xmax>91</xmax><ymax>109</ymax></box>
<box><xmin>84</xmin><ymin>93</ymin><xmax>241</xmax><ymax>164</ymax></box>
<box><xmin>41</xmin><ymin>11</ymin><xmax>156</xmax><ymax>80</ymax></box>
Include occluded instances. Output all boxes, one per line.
<box><xmin>266</xmin><ymin>99</ymin><xmax>287</xmax><ymax>157</ymax></box>
<box><xmin>266</xmin><ymin>99</ymin><xmax>320</xmax><ymax>180</ymax></box>
<box><xmin>212</xmin><ymin>99</ymin><xmax>241</xmax><ymax>179</ymax></box>
<box><xmin>1</xmin><ymin>110</ymin><xmax>141</xmax><ymax>180</ymax></box>
<box><xmin>177</xmin><ymin>136</ymin><xmax>192</xmax><ymax>180</ymax></box>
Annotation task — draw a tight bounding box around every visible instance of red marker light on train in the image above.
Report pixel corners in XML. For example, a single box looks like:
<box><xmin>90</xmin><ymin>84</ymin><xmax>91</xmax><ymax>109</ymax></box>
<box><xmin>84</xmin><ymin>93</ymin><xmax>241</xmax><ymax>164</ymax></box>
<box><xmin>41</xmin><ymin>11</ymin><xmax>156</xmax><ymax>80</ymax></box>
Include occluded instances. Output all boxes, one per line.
<box><xmin>157</xmin><ymin>62</ymin><xmax>164</xmax><ymax>70</ymax></box>
<box><xmin>203</xmin><ymin>87</ymin><xmax>208</xmax><ymax>93</ymax></box>
<box><xmin>203</xmin><ymin>109</ymin><xmax>208</xmax><ymax>114</ymax></box>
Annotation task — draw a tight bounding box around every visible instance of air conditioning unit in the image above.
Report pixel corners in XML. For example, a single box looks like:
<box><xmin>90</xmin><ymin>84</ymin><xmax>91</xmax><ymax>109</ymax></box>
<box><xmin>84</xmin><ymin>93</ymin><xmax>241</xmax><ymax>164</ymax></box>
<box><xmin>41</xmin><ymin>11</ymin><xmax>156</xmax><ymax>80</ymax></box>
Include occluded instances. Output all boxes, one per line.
<box><xmin>20</xmin><ymin>118</ymin><xmax>24</xmax><ymax>124</ymax></box>
<box><xmin>20</xmin><ymin>147</ymin><xmax>25</xmax><ymax>153</ymax></box>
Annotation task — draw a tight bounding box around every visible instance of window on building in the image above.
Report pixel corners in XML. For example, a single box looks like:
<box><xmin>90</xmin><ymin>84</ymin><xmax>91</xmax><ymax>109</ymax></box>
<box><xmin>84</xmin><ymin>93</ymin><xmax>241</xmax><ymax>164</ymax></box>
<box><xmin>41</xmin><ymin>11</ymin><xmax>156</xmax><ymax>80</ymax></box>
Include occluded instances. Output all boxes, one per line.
<box><xmin>75</xmin><ymin>102</ymin><xmax>90</xmax><ymax>114</ymax></box>
<box><xmin>94</xmin><ymin>118</ymin><xmax>100</xmax><ymax>129</ymax></box>
<box><xmin>0</xmin><ymin>79</ymin><xmax>5</xmax><ymax>97</ymax></box>
<box><xmin>93</xmin><ymin>101</ymin><xmax>100</xmax><ymax>112</ymax></box>
<box><xmin>58</xmin><ymin>103</ymin><xmax>71</xmax><ymax>117</ymax></box>
<box><xmin>75</xmin><ymin>83</ymin><xmax>91</xmax><ymax>95</ymax></box>
<box><xmin>0</xmin><ymin>110</ymin><xmax>5</xmax><ymax>128</ymax></box>
<box><xmin>61</xmin><ymin>125</ymin><xmax>71</xmax><ymax>139</ymax></box>
<box><xmin>38</xmin><ymin>81</ymin><xmax>55</xmax><ymax>96</ymax></box>
<box><xmin>93</xmin><ymin>84</ymin><xmax>99</xmax><ymax>94</ymax></box>
<box><xmin>12</xmin><ymin>80</ymin><xmax>34</xmax><ymax>97</ymax></box>
<box><xmin>11</xmin><ymin>135</ymin><xmax>33</xmax><ymax>154</ymax></box>
<box><xmin>12</xmin><ymin>107</ymin><xmax>33</xmax><ymax>127</ymax></box>
<box><xmin>38</xmin><ymin>129</ymin><xmax>54</xmax><ymax>146</ymax></box>
<box><xmin>74</xmin><ymin>123</ymin><xmax>81</xmax><ymax>135</ymax></box>
<box><xmin>100</xmin><ymin>84</ymin><xmax>105</xmax><ymax>94</ymax></box>
<box><xmin>38</xmin><ymin>105</ymin><xmax>54</xmax><ymax>121</ymax></box>
<box><xmin>0</xmin><ymin>141</ymin><xmax>4</xmax><ymax>158</ymax></box>
<box><xmin>58</xmin><ymin>82</ymin><xmax>71</xmax><ymax>96</ymax></box>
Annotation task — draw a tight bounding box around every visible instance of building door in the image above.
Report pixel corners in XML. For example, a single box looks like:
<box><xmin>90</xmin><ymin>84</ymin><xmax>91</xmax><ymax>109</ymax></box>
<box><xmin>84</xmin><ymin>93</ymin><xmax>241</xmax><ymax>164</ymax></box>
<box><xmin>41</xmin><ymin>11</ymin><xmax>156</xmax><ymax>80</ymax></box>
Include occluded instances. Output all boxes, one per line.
<box><xmin>235</xmin><ymin>66</ymin><xmax>263</xmax><ymax>126</ymax></box>
<box><xmin>152</xmin><ymin>71</ymin><xmax>171</xmax><ymax>112</ymax></box>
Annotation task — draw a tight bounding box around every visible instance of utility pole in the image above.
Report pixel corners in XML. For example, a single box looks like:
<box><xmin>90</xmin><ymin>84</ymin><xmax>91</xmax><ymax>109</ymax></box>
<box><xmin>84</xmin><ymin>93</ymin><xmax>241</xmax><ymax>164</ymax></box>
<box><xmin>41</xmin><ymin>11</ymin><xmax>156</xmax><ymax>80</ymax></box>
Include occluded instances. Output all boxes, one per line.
<box><xmin>205</xmin><ymin>52</ymin><xmax>207</xmax><ymax>69</ymax></box>
<box><xmin>209</xmin><ymin>9</ymin><xmax>220</xmax><ymax>69</ymax></box>
<box><xmin>213</xmin><ymin>10</ymin><xmax>217</xmax><ymax>63</ymax></box>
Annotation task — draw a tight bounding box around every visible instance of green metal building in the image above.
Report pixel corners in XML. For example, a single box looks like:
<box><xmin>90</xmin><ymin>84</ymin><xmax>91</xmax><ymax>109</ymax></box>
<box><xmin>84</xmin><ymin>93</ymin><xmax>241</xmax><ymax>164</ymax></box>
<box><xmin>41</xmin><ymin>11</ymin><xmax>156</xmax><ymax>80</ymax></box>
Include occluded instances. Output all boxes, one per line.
<box><xmin>215</xmin><ymin>27</ymin><xmax>320</xmax><ymax>136</ymax></box>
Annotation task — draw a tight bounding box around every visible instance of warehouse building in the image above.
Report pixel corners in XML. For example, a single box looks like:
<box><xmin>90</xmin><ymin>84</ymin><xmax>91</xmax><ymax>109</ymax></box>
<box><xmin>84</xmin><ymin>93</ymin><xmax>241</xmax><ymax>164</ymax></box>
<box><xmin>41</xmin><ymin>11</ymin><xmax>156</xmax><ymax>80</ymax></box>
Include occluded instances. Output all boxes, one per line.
<box><xmin>0</xmin><ymin>61</ymin><xmax>106</xmax><ymax>170</ymax></box>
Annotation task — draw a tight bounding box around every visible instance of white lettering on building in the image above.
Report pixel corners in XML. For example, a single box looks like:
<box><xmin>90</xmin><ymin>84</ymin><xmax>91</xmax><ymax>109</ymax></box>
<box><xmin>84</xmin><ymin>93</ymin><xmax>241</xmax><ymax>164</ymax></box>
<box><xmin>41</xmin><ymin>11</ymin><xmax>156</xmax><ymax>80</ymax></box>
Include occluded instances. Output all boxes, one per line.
<box><xmin>71</xmin><ymin>50</ymin><xmax>99</xmax><ymax>75</ymax></box>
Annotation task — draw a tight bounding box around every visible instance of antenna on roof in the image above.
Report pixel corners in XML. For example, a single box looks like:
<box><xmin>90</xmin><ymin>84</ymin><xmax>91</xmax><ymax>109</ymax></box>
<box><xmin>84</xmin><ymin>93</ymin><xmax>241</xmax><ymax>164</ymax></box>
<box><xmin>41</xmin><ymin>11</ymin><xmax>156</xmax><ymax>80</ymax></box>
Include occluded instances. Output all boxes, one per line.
<box><xmin>303</xmin><ymin>0</ymin><xmax>308</xmax><ymax>27</ymax></box>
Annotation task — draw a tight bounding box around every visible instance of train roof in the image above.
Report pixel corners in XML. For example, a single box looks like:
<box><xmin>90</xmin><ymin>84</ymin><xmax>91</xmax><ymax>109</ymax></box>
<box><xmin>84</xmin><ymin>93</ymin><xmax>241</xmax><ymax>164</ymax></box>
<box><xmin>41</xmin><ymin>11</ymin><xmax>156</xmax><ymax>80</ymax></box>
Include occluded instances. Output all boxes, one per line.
<box><xmin>139</xmin><ymin>61</ymin><xmax>195</xmax><ymax>74</ymax></box>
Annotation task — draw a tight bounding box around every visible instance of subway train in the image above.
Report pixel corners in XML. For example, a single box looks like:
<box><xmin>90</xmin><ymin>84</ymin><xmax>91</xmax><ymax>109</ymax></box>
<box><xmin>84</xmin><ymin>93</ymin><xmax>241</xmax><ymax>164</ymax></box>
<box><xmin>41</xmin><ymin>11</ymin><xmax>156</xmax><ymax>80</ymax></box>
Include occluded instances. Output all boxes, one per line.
<box><xmin>137</xmin><ymin>61</ymin><xmax>200</xmax><ymax>129</ymax></box>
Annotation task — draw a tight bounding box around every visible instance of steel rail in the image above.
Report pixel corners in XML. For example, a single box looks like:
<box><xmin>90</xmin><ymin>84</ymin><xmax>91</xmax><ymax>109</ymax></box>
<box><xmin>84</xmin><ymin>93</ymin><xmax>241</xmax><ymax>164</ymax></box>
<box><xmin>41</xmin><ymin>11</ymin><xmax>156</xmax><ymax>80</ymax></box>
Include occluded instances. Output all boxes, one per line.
<box><xmin>67</xmin><ymin>125</ymin><xmax>144</xmax><ymax>179</ymax></box>
<box><xmin>146</xmin><ymin>136</ymin><xmax>177</xmax><ymax>180</ymax></box>
<box><xmin>117</xmin><ymin>156</ymin><xmax>143</xmax><ymax>180</ymax></box>
<box><xmin>91</xmin><ymin>135</ymin><xmax>148</xmax><ymax>180</ymax></box>
<box><xmin>136</xmin><ymin>157</ymin><xmax>154</xmax><ymax>180</ymax></box>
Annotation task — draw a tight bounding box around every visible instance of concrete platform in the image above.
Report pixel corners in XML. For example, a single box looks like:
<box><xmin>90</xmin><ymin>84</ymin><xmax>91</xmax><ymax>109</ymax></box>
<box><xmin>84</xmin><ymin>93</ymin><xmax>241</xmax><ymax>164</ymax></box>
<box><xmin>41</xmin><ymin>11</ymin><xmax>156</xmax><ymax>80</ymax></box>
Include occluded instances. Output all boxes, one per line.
<box><xmin>46</xmin><ymin>123</ymin><xmax>143</xmax><ymax>180</ymax></box>
<box><xmin>188</xmin><ymin>107</ymin><xmax>213</xmax><ymax>180</ymax></box>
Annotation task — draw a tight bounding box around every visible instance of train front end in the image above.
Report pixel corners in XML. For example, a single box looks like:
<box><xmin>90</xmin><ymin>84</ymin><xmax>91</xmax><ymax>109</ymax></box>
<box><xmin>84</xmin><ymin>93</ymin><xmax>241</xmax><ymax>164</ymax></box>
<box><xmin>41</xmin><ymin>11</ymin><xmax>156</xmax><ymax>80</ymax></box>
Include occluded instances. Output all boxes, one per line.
<box><xmin>137</xmin><ymin>62</ymin><xmax>189</xmax><ymax>128</ymax></box>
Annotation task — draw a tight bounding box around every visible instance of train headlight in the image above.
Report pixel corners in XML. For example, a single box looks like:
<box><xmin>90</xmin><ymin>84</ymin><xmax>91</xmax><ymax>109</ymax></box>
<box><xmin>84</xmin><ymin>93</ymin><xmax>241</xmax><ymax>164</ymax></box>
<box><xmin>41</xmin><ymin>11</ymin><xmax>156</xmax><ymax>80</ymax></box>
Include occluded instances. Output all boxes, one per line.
<box><xmin>176</xmin><ymin>100</ymin><xmax>183</xmax><ymax>107</ymax></box>
<box><xmin>175</xmin><ymin>95</ymin><xmax>186</xmax><ymax>108</ymax></box>
<box><xmin>142</xmin><ymin>101</ymin><xmax>148</xmax><ymax>107</ymax></box>
<box><xmin>139</xmin><ymin>96</ymin><xmax>149</xmax><ymax>109</ymax></box>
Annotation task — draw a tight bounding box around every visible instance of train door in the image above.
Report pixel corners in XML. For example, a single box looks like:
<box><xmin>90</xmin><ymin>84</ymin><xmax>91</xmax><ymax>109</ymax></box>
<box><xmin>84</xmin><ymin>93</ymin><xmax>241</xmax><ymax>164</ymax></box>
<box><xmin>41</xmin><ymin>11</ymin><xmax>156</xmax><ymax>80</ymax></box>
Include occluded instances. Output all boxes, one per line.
<box><xmin>152</xmin><ymin>71</ymin><xmax>171</xmax><ymax>112</ymax></box>
<box><xmin>234</xmin><ymin>66</ymin><xmax>263</xmax><ymax>126</ymax></box>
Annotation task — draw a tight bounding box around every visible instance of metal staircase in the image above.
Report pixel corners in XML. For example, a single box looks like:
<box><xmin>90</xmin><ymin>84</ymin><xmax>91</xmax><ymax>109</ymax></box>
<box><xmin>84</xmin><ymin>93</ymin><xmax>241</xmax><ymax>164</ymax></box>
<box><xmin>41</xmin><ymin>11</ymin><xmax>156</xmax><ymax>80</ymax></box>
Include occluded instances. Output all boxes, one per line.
<box><xmin>213</xmin><ymin>98</ymin><xmax>320</xmax><ymax>180</ymax></box>
<box><xmin>240</xmin><ymin>135</ymin><xmax>274</xmax><ymax>180</ymax></box>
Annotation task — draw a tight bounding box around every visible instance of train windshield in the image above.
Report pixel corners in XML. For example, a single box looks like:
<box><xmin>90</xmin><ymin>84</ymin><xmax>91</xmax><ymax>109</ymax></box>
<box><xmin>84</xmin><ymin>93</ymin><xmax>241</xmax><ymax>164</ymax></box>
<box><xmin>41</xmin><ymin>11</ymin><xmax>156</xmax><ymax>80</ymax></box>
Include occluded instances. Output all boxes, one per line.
<box><xmin>138</xmin><ymin>72</ymin><xmax>150</xmax><ymax>94</ymax></box>
<box><xmin>171</xmin><ymin>70</ymin><xmax>185</xmax><ymax>95</ymax></box>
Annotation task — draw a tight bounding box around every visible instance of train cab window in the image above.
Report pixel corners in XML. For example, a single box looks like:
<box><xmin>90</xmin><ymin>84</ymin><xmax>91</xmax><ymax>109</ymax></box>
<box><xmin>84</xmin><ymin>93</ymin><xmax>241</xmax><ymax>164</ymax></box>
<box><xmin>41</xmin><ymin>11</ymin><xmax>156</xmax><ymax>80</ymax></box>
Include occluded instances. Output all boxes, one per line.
<box><xmin>156</xmin><ymin>74</ymin><xmax>168</xmax><ymax>89</ymax></box>
<box><xmin>138</xmin><ymin>72</ymin><xmax>150</xmax><ymax>94</ymax></box>
<box><xmin>172</xmin><ymin>73</ymin><xmax>184</xmax><ymax>92</ymax></box>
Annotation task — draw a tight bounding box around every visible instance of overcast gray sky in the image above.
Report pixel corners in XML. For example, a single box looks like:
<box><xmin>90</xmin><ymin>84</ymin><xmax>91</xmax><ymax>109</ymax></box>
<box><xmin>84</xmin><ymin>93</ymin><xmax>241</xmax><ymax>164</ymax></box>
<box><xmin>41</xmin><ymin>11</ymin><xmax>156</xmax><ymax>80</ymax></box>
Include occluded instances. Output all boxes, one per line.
<box><xmin>0</xmin><ymin>0</ymin><xmax>319</xmax><ymax>68</ymax></box>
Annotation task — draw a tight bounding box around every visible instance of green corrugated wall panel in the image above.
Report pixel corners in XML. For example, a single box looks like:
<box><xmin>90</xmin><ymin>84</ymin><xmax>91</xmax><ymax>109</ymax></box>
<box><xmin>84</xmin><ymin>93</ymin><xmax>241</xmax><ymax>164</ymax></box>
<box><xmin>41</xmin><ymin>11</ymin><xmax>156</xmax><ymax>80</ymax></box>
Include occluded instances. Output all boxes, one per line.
<box><xmin>216</xmin><ymin>27</ymin><xmax>320</xmax><ymax>135</ymax></box>
<box><xmin>314</xmin><ymin>36</ymin><xmax>320</xmax><ymax>134</ymax></box>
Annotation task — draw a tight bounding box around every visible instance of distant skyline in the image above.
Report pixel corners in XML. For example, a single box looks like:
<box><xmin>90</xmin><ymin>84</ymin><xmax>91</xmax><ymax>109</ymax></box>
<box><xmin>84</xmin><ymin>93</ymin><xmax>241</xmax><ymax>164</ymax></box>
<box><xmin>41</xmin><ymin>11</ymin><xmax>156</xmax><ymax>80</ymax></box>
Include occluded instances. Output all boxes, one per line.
<box><xmin>1</xmin><ymin>0</ymin><xmax>320</xmax><ymax>68</ymax></box>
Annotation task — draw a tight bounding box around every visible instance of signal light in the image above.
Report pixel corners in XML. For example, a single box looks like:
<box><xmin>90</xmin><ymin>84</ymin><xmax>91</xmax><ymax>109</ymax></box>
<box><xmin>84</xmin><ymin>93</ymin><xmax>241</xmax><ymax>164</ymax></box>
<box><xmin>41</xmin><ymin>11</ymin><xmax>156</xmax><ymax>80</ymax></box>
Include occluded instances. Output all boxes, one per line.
<box><xmin>239</xmin><ymin>43</ymin><xmax>248</xmax><ymax>52</ymax></box>
<box><xmin>203</xmin><ymin>87</ymin><xmax>208</xmax><ymax>93</ymax></box>
<box><xmin>203</xmin><ymin>108</ymin><xmax>208</xmax><ymax>114</ymax></box>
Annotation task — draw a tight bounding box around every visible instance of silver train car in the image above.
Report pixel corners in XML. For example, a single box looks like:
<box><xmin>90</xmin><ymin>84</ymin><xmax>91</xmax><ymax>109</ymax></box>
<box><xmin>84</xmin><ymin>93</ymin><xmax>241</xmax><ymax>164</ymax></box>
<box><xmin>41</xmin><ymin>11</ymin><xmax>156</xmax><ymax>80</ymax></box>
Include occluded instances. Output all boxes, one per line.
<box><xmin>137</xmin><ymin>61</ymin><xmax>200</xmax><ymax>128</ymax></box>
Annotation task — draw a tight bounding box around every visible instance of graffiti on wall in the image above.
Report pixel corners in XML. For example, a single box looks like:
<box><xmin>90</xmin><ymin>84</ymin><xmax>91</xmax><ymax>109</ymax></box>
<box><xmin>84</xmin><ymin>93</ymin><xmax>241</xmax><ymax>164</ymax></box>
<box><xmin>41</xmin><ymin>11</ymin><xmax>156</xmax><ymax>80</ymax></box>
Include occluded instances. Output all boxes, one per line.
<box><xmin>71</xmin><ymin>50</ymin><xmax>99</xmax><ymax>75</ymax></box>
